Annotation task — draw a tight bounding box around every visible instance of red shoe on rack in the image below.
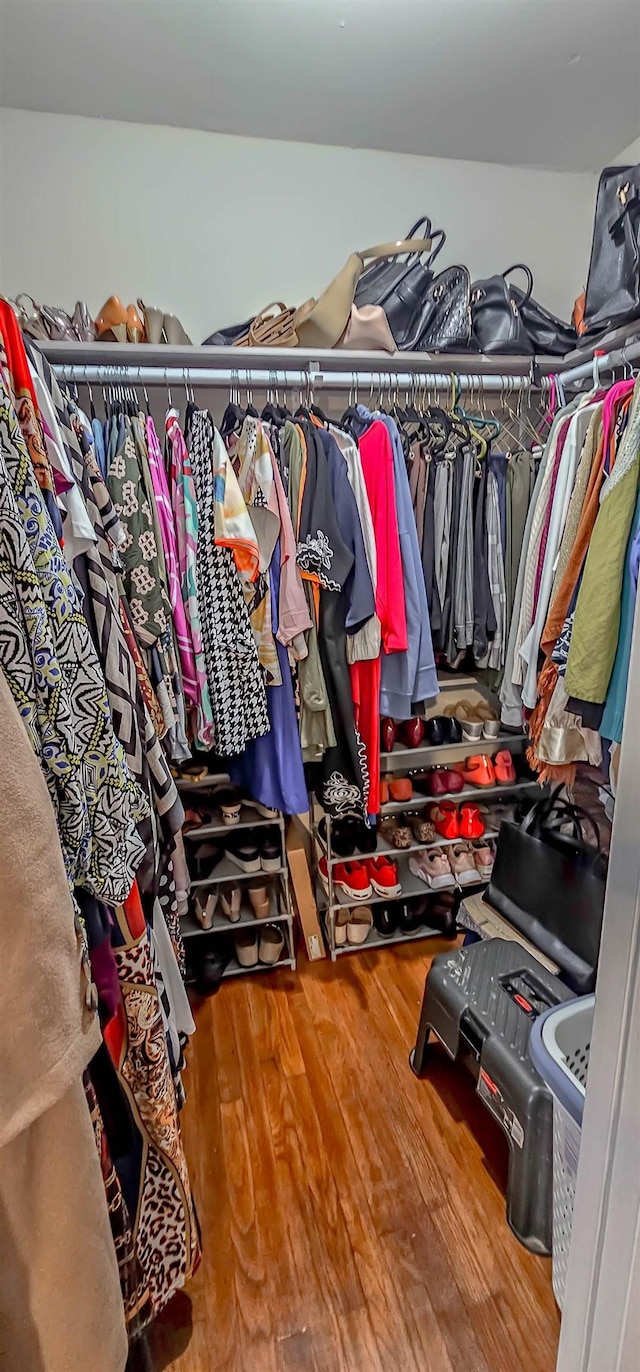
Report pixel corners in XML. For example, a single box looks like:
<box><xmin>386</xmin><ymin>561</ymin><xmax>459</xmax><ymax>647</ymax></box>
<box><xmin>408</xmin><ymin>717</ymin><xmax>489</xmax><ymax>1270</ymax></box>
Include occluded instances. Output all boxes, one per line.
<box><xmin>427</xmin><ymin>801</ymin><xmax>460</xmax><ymax>840</ymax></box>
<box><xmin>459</xmin><ymin>802</ymin><xmax>485</xmax><ymax>839</ymax></box>
<box><xmin>365</xmin><ymin>855</ymin><xmax>402</xmax><ymax>897</ymax></box>
<box><xmin>494</xmin><ymin>750</ymin><xmax>516</xmax><ymax>784</ymax></box>
<box><xmin>380</xmin><ymin>717</ymin><xmax>397</xmax><ymax>752</ymax></box>
<box><xmin>461</xmin><ymin>755</ymin><xmax>496</xmax><ymax>788</ymax></box>
<box><xmin>334</xmin><ymin>861</ymin><xmax>373</xmax><ymax>901</ymax></box>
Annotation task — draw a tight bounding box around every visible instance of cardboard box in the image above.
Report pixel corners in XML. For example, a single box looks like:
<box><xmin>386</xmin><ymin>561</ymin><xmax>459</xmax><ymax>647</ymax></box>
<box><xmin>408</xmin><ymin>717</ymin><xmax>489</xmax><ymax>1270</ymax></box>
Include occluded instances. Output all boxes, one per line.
<box><xmin>286</xmin><ymin>816</ymin><xmax>326</xmax><ymax>961</ymax></box>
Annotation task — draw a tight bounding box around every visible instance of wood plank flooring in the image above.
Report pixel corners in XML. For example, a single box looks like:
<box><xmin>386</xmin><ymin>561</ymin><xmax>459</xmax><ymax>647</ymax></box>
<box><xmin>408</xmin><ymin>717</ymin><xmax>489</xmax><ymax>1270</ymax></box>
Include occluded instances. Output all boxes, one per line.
<box><xmin>145</xmin><ymin>939</ymin><xmax>560</xmax><ymax>1371</ymax></box>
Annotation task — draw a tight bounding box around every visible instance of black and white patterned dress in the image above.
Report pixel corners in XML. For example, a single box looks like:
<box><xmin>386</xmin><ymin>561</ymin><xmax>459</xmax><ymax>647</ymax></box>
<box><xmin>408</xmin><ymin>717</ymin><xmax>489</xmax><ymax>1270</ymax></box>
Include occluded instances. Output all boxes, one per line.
<box><xmin>187</xmin><ymin>408</ymin><xmax>269</xmax><ymax>756</ymax></box>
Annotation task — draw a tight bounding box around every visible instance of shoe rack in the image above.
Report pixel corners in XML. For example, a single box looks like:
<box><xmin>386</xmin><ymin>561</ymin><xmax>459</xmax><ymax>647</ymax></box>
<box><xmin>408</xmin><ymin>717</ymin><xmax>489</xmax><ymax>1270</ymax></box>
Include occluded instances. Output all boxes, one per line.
<box><xmin>175</xmin><ymin>771</ymin><xmax>296</xmax><ymax>980</ymax></box>
<box><xmin>314</xmin><ymin>679</ymin><xmax>541</xmax><ymax>961</ymax></box>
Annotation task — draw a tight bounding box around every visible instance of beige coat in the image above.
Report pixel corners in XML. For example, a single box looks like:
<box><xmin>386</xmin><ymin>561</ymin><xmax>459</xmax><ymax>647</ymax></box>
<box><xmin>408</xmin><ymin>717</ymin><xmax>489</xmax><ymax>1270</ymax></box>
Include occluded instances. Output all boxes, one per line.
<box><xmin>0</xmin><ymin>669</ymin><xmax>128</xmax><ymax>1372</ymax></box>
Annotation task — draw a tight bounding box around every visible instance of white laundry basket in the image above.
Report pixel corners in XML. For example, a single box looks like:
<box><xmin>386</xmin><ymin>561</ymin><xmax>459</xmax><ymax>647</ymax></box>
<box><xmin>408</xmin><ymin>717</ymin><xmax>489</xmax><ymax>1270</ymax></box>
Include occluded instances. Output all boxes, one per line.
<box><xmin>530</xmin><ymin>994</ymin><xmax>594</xmax><ymax>1308</ymax></box>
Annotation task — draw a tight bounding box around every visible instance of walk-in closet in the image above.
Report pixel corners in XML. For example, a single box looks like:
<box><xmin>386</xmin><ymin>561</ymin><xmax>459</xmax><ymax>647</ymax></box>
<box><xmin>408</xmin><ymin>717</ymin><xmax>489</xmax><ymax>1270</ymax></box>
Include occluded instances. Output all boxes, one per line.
<box><xmin>1</xmin><ymin>3</ymin><xmax>639</xmax><ymax>1370</ymax></box>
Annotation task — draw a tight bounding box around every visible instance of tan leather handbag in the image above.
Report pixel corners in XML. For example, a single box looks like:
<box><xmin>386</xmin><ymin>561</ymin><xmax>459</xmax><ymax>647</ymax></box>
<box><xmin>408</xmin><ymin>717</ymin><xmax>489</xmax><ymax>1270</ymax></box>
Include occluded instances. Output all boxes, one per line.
<box><xmin>294</xmin><ymin>237</ymin><xmax>432</xmax><ymax>349</ymax></box>
<box><xmin>336</xmin><ymin>304</ymin><xmax>396</xmax><ymax>353</ymax></box>
<box><xmin>234</xmin><ymin>302</ymin><xmax>298</xmax><ymax>348</ymax></box>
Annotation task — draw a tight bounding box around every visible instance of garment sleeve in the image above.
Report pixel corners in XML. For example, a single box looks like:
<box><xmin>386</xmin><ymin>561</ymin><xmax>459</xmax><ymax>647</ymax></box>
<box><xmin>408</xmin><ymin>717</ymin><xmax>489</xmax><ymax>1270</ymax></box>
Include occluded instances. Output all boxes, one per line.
<box><xmin>378</xmin><ymin>429</ymin><xmax>408</xmax><ymax>652</ymax></box>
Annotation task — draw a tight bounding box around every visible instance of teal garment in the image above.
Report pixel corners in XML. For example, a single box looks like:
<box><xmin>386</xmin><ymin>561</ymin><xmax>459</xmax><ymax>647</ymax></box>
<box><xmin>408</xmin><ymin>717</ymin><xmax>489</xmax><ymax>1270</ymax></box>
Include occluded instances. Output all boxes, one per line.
<box><xmin>600</xmin><ymin>479</ymin><xmax>640</xmax><ymax>743</ymax></box>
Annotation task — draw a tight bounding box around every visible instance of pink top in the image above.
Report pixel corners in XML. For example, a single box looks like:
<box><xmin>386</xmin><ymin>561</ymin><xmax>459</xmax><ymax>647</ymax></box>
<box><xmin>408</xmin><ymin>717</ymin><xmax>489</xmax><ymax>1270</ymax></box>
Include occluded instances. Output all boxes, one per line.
<box><xmin>358</xmin><ymin>420</ymin><xmax>407</xmax><ymax>653</ymax></box>
<box><xmin>146</xmin><ymin>415</ymin><xmax>197</xmax><ymax>706</ymax></box>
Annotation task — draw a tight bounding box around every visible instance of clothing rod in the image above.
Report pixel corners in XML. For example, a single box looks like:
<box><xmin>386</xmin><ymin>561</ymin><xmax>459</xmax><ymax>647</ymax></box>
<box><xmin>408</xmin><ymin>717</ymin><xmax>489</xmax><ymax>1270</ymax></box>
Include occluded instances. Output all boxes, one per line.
<box><xmin>51</xmin><ymin>364</ymin><xmax>532</xmax><ymax>392</ymax></box>
<box><xmin>556</xmin><ymin>336</ymin><xmax>640</xmax><ymax>387</ymax></box>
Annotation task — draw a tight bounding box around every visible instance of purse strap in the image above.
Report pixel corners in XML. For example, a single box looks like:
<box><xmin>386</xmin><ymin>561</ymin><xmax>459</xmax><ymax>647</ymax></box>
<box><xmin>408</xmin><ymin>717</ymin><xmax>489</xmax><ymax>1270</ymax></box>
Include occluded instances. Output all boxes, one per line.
<box><xmin>502</xmin><ymin>264</ymin><xmax>535</xmax><ymax>306</ymax></box>
<box><xmin>406</xmin><ymin>216</ymin><xmax>433</xmax><ymax>240</ymax></box>
<box><xmin>521</xmin><ymin>785</ymin><xmax>601</xmax><ymax>852</ymax></box>
<box><xmin>359</xmin><ymin>236</ymin><xmax>433</xmax><ymax>266</ymax></box>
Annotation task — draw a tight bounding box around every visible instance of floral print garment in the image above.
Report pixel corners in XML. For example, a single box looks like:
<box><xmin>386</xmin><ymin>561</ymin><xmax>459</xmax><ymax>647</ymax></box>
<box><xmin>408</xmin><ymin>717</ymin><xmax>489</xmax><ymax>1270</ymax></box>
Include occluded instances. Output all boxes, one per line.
<box><xmin>0</xmin><ymin>381</ymin><xmax>148</xmax><ymax>902</ymax></box>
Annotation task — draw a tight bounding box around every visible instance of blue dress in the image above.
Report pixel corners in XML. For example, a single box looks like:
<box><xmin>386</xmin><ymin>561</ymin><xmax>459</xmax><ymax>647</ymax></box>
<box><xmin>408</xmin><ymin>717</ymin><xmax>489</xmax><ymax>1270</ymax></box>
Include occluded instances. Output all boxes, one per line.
<box><xmin>230</xmin><ymin>540</ymin><xmax>308</xmax><ymax>814</ymax></box>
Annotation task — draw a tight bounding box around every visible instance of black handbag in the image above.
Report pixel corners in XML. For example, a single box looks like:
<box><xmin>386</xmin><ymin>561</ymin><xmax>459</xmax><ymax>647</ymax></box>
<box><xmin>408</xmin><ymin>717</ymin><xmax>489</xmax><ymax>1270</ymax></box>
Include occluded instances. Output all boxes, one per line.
<box><xmin>510</xmin><ymin>287</ymin><xmax>577</xmax><ymax>356</ymax></box>
<box><xmin>583</xmin><ymin>164</ymin><xmax>640</xmax><ymax>337</ymax></box>
<box><xmin>471</xmin><ymin>265</ymin><xmax>535</xmax><ymax>355</ymax></box>
<box><xmin>404</xmin><ymin>263</ymin><xmax>472</xmax><ymax>352</ymax></box>
<box><xmin>202</xmin><ymin>318</ymin><xmax>254</xmax><ymax>346</ymax></box>
<box><xmin>354</xmin><ymin>215</ymin><xmax>433</xmax><ymax>311</ymax></box>
<box><xmin>486</xmin><ymin>787</ymin><xmax>606</xmax><ymax>993</ymax></box>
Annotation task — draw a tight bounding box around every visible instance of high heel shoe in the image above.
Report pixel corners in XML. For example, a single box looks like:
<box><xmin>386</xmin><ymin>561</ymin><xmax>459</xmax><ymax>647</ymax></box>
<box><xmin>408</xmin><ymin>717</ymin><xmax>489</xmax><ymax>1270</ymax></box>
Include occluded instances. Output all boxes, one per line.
<box><xmin>126</xmin><ymin>303</ymin><xmax>145</xmax><ymax>343</ymax></box>
<box><xmin>95</xmin><ymin>295</ymin><xmax>128</xmax><ymax>343</ymax></box>
<box><xmin>137</xmin><ymin>299</ymin><xmax>164</xmax><ymax>345</ymax></box>
<box><xmin>163</xmin><ymin>312</ymin><xmax>192</xmax><ymax>345</ymax></box>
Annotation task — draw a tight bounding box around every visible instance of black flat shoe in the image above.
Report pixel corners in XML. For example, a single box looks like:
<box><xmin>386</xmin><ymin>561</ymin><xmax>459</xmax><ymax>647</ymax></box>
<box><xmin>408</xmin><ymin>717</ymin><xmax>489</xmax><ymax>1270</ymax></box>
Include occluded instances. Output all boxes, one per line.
<box><xmin>398</xmin><ymin>897</ymin><xmax>429</xmax><ymax>933</ymax></box>
<box><xmin>373</xmin><ymin>902</ymin><xmax>400</xmax><ymax>937</ymax></box>
<box><xmin>259</xmin><ymin>828</ymin><xmax>281</xmax><ymax>872</ymax></box>
<box><xmin>424</xmin><ymin>715</ymin><xmax>463</xmax><ymax>746</ymax></box>
<box><xmin>353</xmin><ymin>818</ymin><xmax>377</xmax><ymax>854</ymax></box>
<box><xmin>318</xmin><ymin>816</ymin><xmax>357</xmax><ymax>858</ymax></box>
<box><xmin>192</xmin><ymin>840</ymin><xmax>223</xmax><ymax>879</ymax></box>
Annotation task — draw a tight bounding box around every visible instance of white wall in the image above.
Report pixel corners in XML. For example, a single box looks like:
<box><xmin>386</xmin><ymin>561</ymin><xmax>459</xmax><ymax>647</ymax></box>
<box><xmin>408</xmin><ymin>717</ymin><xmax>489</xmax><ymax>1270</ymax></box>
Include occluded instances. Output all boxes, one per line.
<box><xmin>0</xmin><ymin>108</ymin><xmax>596</xmax><ymax>345</ymax></box>
<box><xmin>610</xmin><ymin>136</ymin><xmax>640</xmax><ymax>165</ymax></box>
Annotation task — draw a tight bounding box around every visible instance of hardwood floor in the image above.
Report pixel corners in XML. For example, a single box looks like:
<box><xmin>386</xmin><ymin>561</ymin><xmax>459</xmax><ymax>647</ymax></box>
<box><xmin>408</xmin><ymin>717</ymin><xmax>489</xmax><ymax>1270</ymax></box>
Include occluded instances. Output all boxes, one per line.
<box><xmin>145</xmin><ymin>939</ymin><xmax>560</xmax><ymax>1371</ymax></box>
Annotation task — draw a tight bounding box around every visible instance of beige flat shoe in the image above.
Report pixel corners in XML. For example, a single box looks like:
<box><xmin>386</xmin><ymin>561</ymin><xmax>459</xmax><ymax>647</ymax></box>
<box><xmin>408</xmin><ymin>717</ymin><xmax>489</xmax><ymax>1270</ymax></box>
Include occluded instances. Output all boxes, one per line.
<box><xmin>248</xmin><ymin>880</ymin><xmax>270</xmax><ymax>919</ymax></box>
<box><xmin>258</xmin><ymin>924</ymin><xmax>285</xmax><ymax>965</ymax></box>
<box><xmin>235</xmin><ymin>930</ymin><xmax>259</xmax><ymax>967</ymax></box>
<box><xmin>334</xmin><ymin>909</ymin><xmax>350</xmax><ymax>947</ymax></box>
<box><xmin>346</xmin><ymin>905</ymin><xmax>373</xmax><ymax>945</ymax></box>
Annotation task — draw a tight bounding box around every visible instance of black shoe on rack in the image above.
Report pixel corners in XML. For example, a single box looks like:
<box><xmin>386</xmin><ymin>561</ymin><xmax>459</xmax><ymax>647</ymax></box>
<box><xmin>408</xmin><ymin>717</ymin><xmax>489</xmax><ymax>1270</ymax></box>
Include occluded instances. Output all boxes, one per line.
<box><xmin>193</xmin><ymin>937</ymin><xmax>234</xmax><ymax>995</ymax></box>
<box><xmin>192</xmin><ymin>840</ymin><xmax>224</xmax><ymax>880</ymax></box>
<box><xmin>373</xmin><ymin>902</ymin><xmax>400</xmax><ymax>937</ymax></box>
<box><xmin>224</xmin><ymin>833</ymin><xmax>261</xmax><ymax>872</ymax></box>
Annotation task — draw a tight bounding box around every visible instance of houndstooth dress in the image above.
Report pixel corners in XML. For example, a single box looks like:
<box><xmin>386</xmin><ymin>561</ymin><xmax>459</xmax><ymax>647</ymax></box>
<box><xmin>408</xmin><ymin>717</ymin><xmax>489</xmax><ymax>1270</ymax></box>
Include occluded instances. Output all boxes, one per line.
<box><xmin>187</xmin><ymin>408</ymin><xmax>269</xmax><ymax>755</ymax></box>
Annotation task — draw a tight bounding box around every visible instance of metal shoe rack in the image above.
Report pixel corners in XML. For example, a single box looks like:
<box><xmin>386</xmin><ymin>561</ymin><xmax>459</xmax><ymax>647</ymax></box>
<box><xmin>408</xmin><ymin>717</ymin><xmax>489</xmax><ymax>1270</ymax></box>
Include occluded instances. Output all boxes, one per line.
<box><xmin>314</xmin><ymin>675</ymin><xmax>539</xmax><ymax>960</ymax></box>
<box><xmin>175</xmin><ymin>772</ymin><xmax>297</xmax><ymax>980</ymax></box>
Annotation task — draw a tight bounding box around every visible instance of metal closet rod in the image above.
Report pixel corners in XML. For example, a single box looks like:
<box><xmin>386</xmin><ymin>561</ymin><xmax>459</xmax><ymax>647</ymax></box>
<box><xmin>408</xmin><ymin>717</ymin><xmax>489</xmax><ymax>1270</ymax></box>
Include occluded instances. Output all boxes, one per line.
<box><xmin>555</xmin><ymin>337</ymin><xmax>640</xmax><ymax>387</ymax></box>
<box><xmin>52</xmin><ymin>364</ymin><xmax>532</xmax><ymax>393</ymax></box>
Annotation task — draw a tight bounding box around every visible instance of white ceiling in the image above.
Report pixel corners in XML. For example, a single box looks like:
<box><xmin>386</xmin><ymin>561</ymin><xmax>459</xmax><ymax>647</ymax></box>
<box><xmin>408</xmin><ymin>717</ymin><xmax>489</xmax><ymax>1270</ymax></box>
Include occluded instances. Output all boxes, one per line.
<box><xmin>1</xmin><ymin>0</ymin><xmax>638</xmax><ymax>172</ymax></box>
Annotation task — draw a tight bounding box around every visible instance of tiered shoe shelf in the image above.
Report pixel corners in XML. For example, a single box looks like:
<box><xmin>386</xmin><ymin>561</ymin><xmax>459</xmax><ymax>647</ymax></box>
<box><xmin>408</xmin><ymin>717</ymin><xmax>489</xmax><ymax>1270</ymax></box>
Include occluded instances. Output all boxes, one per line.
<box><xmin>177</xmin><ymin>770</ymin><xmax>296</xmax><ymax>980</ymax></box>
<box><xmin>314</xmin><ymin>702</ymin><xmax>538</xmax><ymax>959</ymax></box>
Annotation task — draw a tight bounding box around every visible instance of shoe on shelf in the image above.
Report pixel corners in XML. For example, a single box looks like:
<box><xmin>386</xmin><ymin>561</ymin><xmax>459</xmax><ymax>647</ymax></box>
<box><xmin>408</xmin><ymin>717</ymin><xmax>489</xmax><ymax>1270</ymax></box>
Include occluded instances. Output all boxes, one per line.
<box><xmin>380</xmin><ymin>817</ymin><xmax>412</xmax><ymax>850</ymax></box>
<box><xmin>380</xmin><ymin>778</ymin><xmax>390</xmax><ymax>805</ymax></box>
<box><xmin>398</xmin><ymin>897</ymin><xmax>429</xmax><ymax>933</ymax></box>
<box><xmin>248</xmin><ymin>880</ymin><xmax>270</xmax><ymax>919</ymax></box>
<box><xmin>126</xmin><ymin>302</ymin><xmax>145</xmax><ymax>343</ymax></box>
<box><xmin>192</xmin><ymin>840</ymin><xmax>224</xmax><ymax>880</ymax></box>
<box><xmin>425</xmin><ymin>890</ymin><xmax>458</xmax><ymax>937</ymax></box>
<box><xmin>346</xmin><ymin>905</ymin><xmax>373</xmax><ymax>945</ymax></box>
<box><xmin>414</xmin><ymin>767</ymin><xmax>465</xmax><ymax>797</ymax></box>
<box><xmin>494</xmin><ymin>750</ymin><xmax>516</xmax><ymax>784</ymax></box>
<box><xmin>194</xmin><ymin>890</ymin><xmax>218</xmax><ymax>929</ymax></box>
<box><xmin>220</xmin><ymin>885</ymin><xmax>242</xmax><ymax>922</ymax></box>
<box><xmin>137</xmin><ymin>299</ymin><xmax>164</xmax><ymax>345</ymax></box>
<box><xmin>194</xmin><ymin>940</ymin><xmax>234</xmax><ymax>994</ymax></box>
<box><xmin>210</xmin><ymin>783</ymin><xmax>243</xmax><ymax>826</ymax></box>
<box><xmin>397</xmin><ymin>717</ymin><xmax>425</xmax><ymax>749</ymax></box>
<box><xmin>459</xmin><ymin>801</ymin><xmax>485</xmax><ymax>839</ymax></box>
<box><xmin>424</xmin><ymin>715</ymin><xmax>463</xmax><ymax>746</ymax></box>
<box><xmin>447</xmin><ymin>843</ymin><xmax>478</xmax><ymax>886</ymax></box>
<box><xmin>317</xmin><ymin>815</ymin><xmax>357</xmax><ymax>858</ymax></box>
<box><xmin>163</xmin><ymin>312</ymin><xmax>192</xmax><ymax>345</ymax></box>
<box><xmin>407</xmin><ymin>813</ymin><xmax>436</xmax><ymax>843</ymax></box>
<box><xmin>427</xmin><ymin>801</ymin><xmax>460</xmax><ymax>840</ymax></box>
<box><xmin>172</xmin><ymin>759</ymin><xmax>210</xmax><ymax>781</ymax></box>
<box><xmin>366</xmin><ymin>855</ymin><xmax>402</xmax><ymax>898</ymax></box>
<box><xmin>382</xmin><ymin>775</ymin><xmax>413</xmax><ymax>802</ymax></box>
<box><xmin>373</xmin><ymin>902</ymin><xmax>400</xmax><ymax>937</ymax></box>
<box><xmin>472</xmin><ymin>838</ymin><xmax>496</xmax><ymax>878</ymax></box>
<box><xmin>443</xmin><ymin>699</ymin><xmax>484</xmax><ymax>741</ymax></box>
<box><xmin>243</xmin><ymin>795</ymin><xmax>279</xmax><ymax>820</ymax></box>
<box><xmin>259</xmin><ymin>829</ymin><xmax>281</xmax><ymax>872</ymax></box>
<box><xmin>476</xmin><ymin>703</ymin><xmax>500</xmax><ymax>739</ymax></box>
<box><xmin>352</xmin><ymin>818</ymin><xmax>378</xmax><ymax>854</ymax></box>
<box><xmin>334</xmin><ymin>908</ymin><xmax>351</xmax><ymax>946</ymax></box>
<box><xmin>333</xmin><ymin>861</ymin><xmax>373</xmax><ymax>901</ymax></box>
<box><xmin>409</xmin><ymin>849</ymin><xmax>456</xmax><ymax>890</ymax></box>
<box><xmin>258</xmin><ymin>924</ymin><xmax>285</xmax><ymax>965</ymax></box>
<box><xmin>461</xmin><ymin>754</ymin><xmax>496</xmax><ymax>788</ymax></box>
<box><xmin>225</xmin><ymin>835</ymin><xmax>261</xmax><ymax>872</ymax></box>
<box><xmin>235</xmin><ymin>929</ymin><xmax>259</xmax><ymax>967</ymax></box>
<box><xmin>95</xmin><ymin>295</ymin><xmax>128</xmax><ymax>343</ymax></box>
<box><xmin>380</xmin><ymin>717</ymin><xmax>397</xmax><ymax>752</ymax></box>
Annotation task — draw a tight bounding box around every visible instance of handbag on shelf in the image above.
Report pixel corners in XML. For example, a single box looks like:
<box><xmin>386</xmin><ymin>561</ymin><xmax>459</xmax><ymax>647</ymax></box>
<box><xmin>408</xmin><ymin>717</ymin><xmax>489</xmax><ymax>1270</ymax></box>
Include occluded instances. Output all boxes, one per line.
<box><xmin>512</xmin><ymin>286</ymin><xmax>577</xmax><ymax>356</ymax></box>
<box><xmin>354</xmin><ymin>216</ymin><xmax>443</xmax><ymax>345</ymax></box>
<box><xmin>404</xmin><ymin>261</ymin><xmax>473</xmax><ymax>352</ymax></box>
<box><xmin>233</xmin><ymin>302</ymin><xmax>299</xmax><ymax>348</ymax></box>
<box><xmin>471</xmin><ymin>265</ymin><xmax>535</xmax><ymax>355</ymax></box>
<box><xmin>486</xmin><ymin>786</ymin><xmax>607</xmax><ymax>993</ymax></box>
<box><xmin>203</xmin><ymin>317</ymin><xmax>255</xmax><ymax>346</ymax></box>
<box><xmin>294</xmin><ymin>234</ymin><xmax>432</xmax><ymax>349</ymax></box>
<box><xmin>335</xmin><ymin>303</ymin><xmax>396</xmax><ymax>352</ymax></box>
<box><xmin>583</xmin><ymin>164</ymin><xmax>640</xmax><ymax>337</ymax></box>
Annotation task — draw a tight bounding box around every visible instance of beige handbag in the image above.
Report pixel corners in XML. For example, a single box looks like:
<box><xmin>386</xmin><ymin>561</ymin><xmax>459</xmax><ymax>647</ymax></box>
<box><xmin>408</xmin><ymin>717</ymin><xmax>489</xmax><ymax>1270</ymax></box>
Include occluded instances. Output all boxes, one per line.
<box><xmin>336</xmin><ymin>303</ymin><xmax>396</xmax><ymax>353</ymax></box>
<box><xmin>233</xmin><ymin>302</ymin><xmax>298</xmax><ymax>348</ymax></box>
<box><xmin>294</xmin><ymin>237</ymin><xmax>432</xmax><ymax>349</ymax></box>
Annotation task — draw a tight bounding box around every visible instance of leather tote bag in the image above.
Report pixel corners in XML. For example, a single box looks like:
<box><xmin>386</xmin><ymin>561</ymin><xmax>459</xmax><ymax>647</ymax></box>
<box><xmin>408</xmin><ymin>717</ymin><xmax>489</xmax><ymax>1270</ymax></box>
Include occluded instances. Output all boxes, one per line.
<box><xmin>486</xmin><ymin>788</ymin><xmax>606</xmax><ymax>993</ymax></box>
<box><xmin>583</xmin><ymin>164</ymin><xmax>640</xmax><ymax>337</ymax></box>
<box><xmin>354</xmin><ymin>216</ymin><xmax>443</xmax><ymax>345</ymax></box>
<box><xmin>335</xmin><ymin>303</ymin><xmax>396</xmax><ymax>352</ymax></box>
<box><xmin>295</xmin><ymin>235</ymin><xmax>432</xmax><ymax>350</ymax></box>
<box><xmin>405</xmin><ymin>263</ymin><xmax>472</xmax><ymax>352</ymax></box>
<box><xmin>512</xmin><ymin>288</ymin><xmax>577</xmax><ymax>356</ymax></box>
<box><xmin>471</xmin><ymin>265</ymin><xmax>535</xmax><ymax>355</ymax></box>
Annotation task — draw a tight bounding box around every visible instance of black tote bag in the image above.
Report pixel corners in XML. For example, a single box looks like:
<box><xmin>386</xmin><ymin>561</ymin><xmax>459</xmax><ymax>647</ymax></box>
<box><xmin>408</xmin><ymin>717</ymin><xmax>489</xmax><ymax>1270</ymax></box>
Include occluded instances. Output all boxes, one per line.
<box><xmin>583</xmin><ymin>164</ymin><xmax>640</xmax><ymax>337</ymax></box>
<box><xmin>486</xmin><ymin>789</ymin><xmax>606</xmax><ymax>993</ymax></box>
